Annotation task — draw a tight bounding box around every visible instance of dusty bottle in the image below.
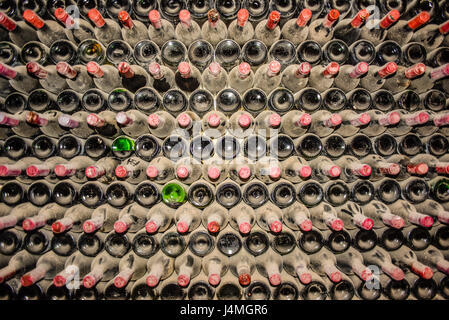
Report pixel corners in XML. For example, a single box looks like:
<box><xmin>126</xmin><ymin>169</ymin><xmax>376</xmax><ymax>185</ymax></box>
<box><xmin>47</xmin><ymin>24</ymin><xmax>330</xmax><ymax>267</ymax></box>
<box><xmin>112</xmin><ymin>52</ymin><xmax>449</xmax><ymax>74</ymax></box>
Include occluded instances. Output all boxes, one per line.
<box><xmin>53</xmin><ymin>251</ymin><xmax>94</xmax><ymax>288</ymax></box>
<box><xmin>0</xmin><ymin>63</ymin><xmax>40</xmax><ymax>94</ymax></box>
<box><xmin>202</xmin><ymin>250</ymin><xmax>229</xmax><ymax>286</ymax></box>
<box><xmin>116</xmin><ymin>110</ymin><xmax>149</xmax><ymax>138</ymax></box>
<box><xmin>255</xmin><ymin>202</ymin><xmax>283</xmax><ymax>233</ymax></box>
<box><xmin>229</xmin><ymin>250</ymin><xmax>256</xmax><ymax>286</ymax></box>
<box><xmin>54</xmin><ymin>8</ymin><xmax>95</xmax><ymax>44</ymax></box>
<box><xmin>148</xmin><ymin>62</ymin><xmax>176</xmax><ymax>94</ymax></box>
<box><xmin>85</xmin><ymin>157</ymin><xmax>120</xmax><ymax>183</ymax></box>
<box><xmin>335</xmin><ymin>155</ymin><xmax>372</xmax><ymax>182</ymax></box>
<box><xmin>228</xmin><ymin>62</ymin><xmax>254</xmax><ymax>95</ymax></box>
<box><xmin>82</xmin><ymin>204</ymin><xmax>121</xmax><ymax>234</ymax></box>
<box><xmin>147</xmin><ymin>111</ymin><xmax>176</xmax><ymax>139</ymax></box>
<box><xmin>282</xmin><ymin>202</ymin><xmax>313</xmax><ymax>232</ymax></box>
<box><xmin>118</xmin><ymin>11</ymin><xmax>148</xmax><ymax>48</ymax></box>
<box><xmin>201</xmin><ymin>9</ymin><xmax>227</xmax><ymax>47</ymax></box>
<box><xmin>228</xmin><ymin>9</ymin><xmax>254</xmax><ymax>46</ymax></box>
<box><xmin>308</xmin><ymin>62</ymin><xmax>340</xmax><ymax>93</ymax></box>
<box><xmin>280</xmin><ymin>157</ymin><xmax>312</xmax><ymax>183</ymax></box>
<box><xmin>144</xmin><ymin>202</ymin><xmax>175</xmax><ymax>234</ymax></box>
<box><xmin>51</xmin><ymin>204</ymin><xmax>94</xmax><ymax>234</ymax></box>
<box><xmin>389</xmin><ymin>247</ymin><xmax>434</xmax><ymax>280</ymax></box>
<box><xmin>253</xmin><ymin>60</ymin><xmax>282</xmax><ymax>95</ymax></box>
<box><xmin>334</xmin><ymin>62</ymin><xmax>369</xmax><ymax>93</ymax></box>
<box><xmin>280</xmin><ymin>62</ymin><xmax>311</xmax><ymax>93</ymax></box>
<box><xmin>308</xmin><ymin>202</ymin><xmax>344</xmax><ymax>232</ymax></box>
<box><xmin>145</xmin><ymin>252</ymin><xmax>175</xmax><ymax>287</ymax></box>
<box><xmin>309</xmin><ymin>248</ymin><xmax>343</xmax><ymax>283</ymax></box>
<box><xmin>148</xmin><ymin>10</ymin><xmax>175</xmax><ymax>47</ymax></box>
<box><xmin>0</xmin><ymin>12</ymin><xmax>38</xmax><ymax>47</ymax></box>
<box><xmin>281</xmin><ymin>8</ymin><xmax>312</xmax><ymax>46</ymax></box>
<box><xmin>175</xmin><ymin>9</ymin><xmax>201</xmax><ymax>48</ymax></box>
<box><xmin>255</xmin><ymin>249</ymin><xmax>283</xmax><ymax>286</ymax></box>
<box><xmin>174</xmin><ymin>61</ymin><xmax>202</xmax><ymax>94</ymax></box>
<box><xmin>56</xmin><ymin>62</ymin><xmax>94</xmax><ymax>94</ymax></box>
<box><xmin>175</xmin><ymin>251</ymin><xmax>202</xmax><ymax>287</ymax></box>
<box><xmin>307</xmin><ymin>9</ymin><xmax>340</xmax><ymax>46</ymax></box>
<box><xmin>254</xmin><ymin>11</ymin><xmax>281</xmax><ymax>47</ymax></box>
<box><xmin>333</xmin><ymin>9</ymin><xmax>371</xmax><ymax>45</ymax></box>
<box><xmin>88</xmin><ymin>8</ymin><xmax>122</xmax><ymax>46</ymax></box>
<box><xmin>146</xmin><ymin>156</ymin><xmax>175</xmax><ymax>184</ymax></box>
<box><xmin>361</xmin><ymin>246</ymin><xmax>405</xmax><ymax>281</ymax></box>
<box><xmin>86</xmin><ymin>61</ymin><xmax>122</xmax><ymax>93</ymax></box>
<box><xmin>228</xmin><ymin>202</ymin><xmax>255</xmax><ymax>235</ymax></box>
<box><xmin>335</xmin><ymin>247</ymin><xmax>373</xmax><ymax>281</ymax></box>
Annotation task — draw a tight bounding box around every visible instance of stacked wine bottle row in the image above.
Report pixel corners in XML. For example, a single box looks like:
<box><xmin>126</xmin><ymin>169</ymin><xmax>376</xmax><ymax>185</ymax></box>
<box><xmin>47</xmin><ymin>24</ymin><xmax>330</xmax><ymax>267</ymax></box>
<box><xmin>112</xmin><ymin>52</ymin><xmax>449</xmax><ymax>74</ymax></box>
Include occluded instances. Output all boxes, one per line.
<box><xmin>0</xmin><ymin>0</ymin><xmax>449</xmax><ymax>300</ymax></box>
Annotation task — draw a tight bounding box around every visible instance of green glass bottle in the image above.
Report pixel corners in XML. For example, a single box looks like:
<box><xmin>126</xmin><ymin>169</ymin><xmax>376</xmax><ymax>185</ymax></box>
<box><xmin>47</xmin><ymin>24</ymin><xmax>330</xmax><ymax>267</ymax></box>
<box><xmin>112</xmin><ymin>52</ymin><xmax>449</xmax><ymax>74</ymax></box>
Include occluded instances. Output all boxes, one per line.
<box><xmin>112</xmin><ymin>136</ymin><xmax>135</xmax><ymax>159</ymax></box>
<box><xmin>162</xmin><ymin>182</ymin><xmax>187</xmax><ymax>208</ymax></box>
<box><xmin>430</xmin><ymin>177</ymin><xmax>449</xmax><ymax>202</ymax></box>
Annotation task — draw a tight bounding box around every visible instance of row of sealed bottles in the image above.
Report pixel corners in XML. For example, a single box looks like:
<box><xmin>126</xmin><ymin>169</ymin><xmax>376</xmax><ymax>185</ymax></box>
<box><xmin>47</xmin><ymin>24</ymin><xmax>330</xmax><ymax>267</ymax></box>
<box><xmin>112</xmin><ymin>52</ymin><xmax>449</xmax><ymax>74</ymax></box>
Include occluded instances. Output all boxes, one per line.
<box><xmin>0</xmin><ymin>198</ymin><xmax>448</xmax><ymax>250</ymax></box>
<box><xmin>1</xmin><ymin>50</ymin><xmax>449</xmax><ymax>97</ymax></box>
<box><xmin>1</xmin><ymin>239</ymin><xmax>449</xmax><ymax>300</ymax></box>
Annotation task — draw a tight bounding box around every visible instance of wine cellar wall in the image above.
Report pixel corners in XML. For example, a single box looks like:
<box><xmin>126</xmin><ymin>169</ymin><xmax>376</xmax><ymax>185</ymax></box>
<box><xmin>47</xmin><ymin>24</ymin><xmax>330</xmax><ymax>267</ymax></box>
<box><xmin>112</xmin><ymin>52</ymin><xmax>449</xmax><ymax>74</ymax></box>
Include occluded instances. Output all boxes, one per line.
<box><xmin>0</xmin><ymin>0</ymin><xmax>448</xmax><ymax>301</ymax></box>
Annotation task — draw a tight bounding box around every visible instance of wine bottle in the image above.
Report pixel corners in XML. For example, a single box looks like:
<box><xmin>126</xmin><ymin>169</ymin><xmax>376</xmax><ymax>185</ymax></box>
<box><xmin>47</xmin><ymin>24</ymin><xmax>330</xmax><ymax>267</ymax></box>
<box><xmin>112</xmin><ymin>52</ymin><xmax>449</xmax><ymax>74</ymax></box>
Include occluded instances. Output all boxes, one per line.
<box><xmin>361</xmin><ymin>246</ymin><xmax>405</xmax><ymax>281</ymax></box>
<box><xmin>255</xmin><ymin>249</ymin><xmax>283</xmax><ymax>286</ymax></box>
<box><xmin>309</xmin><ymin>248</ymin><xmax>343</xmax><ymax>283</ymax></box>
<box><xmin>361</xmin><ymin>154</ymin><xmax>401</xmax><ymax>181</ymax></box>
<box><xmin>148</xmin><ymin>10</ymin><xmax>175</xmax><ymax>47</ymax></box>
<box><xmin>88</xmin><ymin>8</ymin><xmax>122</xmax><ymax>46</ymax></box>
<box><xmin>53</xmin><ymin>251</ymin><xmax>94</xmax><ymax>288</ymax></box>
<box><xmin>144</xmin><ymin>156</ymin><xmax>174</xmax><ymax>184</ymax></box>
<box><xmin>228</xmin><ymin>9</ymin><xmax>254</xmax><ymax>46</ymax></box>
<box><xmin>282</xmin><ymin>202</ymin><xmax>313</xmax><ymax>232</ymax></box>
<box><xmin>279</xmin><ymin>63</ymin><xmax>310</xmax><ymax>94</ymax></box>
<box><xmin>201</xmin><ymin>9</ymin><xmax>227</xmax><ymax>47</ymax></box>
<box><xmin>58</xmin><ymin>110</ymin><xmax>95</xmax><ymax>139</ymax></box>
<box><xmin>228</xmin><ymin>62</ymin><xmax>255</xmax><ymax>95</ymax></box>
<box><xmin>228</xmin><ymin>202</ymin><xmax>255</xmax><ymax>235</ymax></box>
<box><xmin>112</xmin><ymin>252</ymin><xmax>147</xmax><ymax>288</ymax></box>
<box><xmin>414</xmin><ymin>199</ymin><xmax>449</xmax><ymax>224</ymax></box>
<box><xmin>307</xmin><ymin>9</ymin><xmax>340</xmax><ymax>46</ymax></box>
<box><xmin>336</xmin><ymin>201</ymin><xmax>374</xmax><ymax>231</ymax></box>
<box><xmin>280</xmin><ymin>8</ymin><xmax>312</xmax><ymax>46</ymax></box>
<box><xmin>145</xmin><ymin>252</ymin><xmax>175</xmax><ymax>287</ymax></box>
<box><xmin>200</xmin><ymin>62</ymin><xmax>227</xmax><ymax>95</ymax></box>
<box><xmin>22</xmin><ymin>203</ymin><xmax>66</xmax><ymax>232</ymax></box>
<box><xmin>227</xmin><ymin>111</ymin><xmax>255</xmax><ymax>139</ymax></box>
<box><xmin>118</xmin><ymin>11</ymin><xmax>148</xmax><ymax>48</ymax></box>
<box><xmin>335</xmin><ymin>155</ymin><xmax>372</xmax><ymax>182</ymax></box>
<box><xmin>144</xmin><ymin>202</ymin><xmax>174</xmax><ymax>234</ymax></box>
<box><xmin>309</xmin><ymin>156</ymin><xmax>341</xmax><ymax>182</ymax></box>
<box><xmin>202</xmin><ymin>250</ymin><xmax>229</xmax><ymax>286</ymax></box>
<box><xmin>146</xmin><ymin>111</ymin><xmax>176</xmax><ymax>139</ymax></box>
<box><xmin>254</xmin><ymin>11</ymin><xmax>281</xmax><ymax>47</ymax></box>
<box><xmin>148</xmin><ymin>62</ymin><xmax>176</xmax><ymax>94</ymax></box>
<box><xmin>52</xmin><ymin>204</ymin><xmax>94</xmax><ymax>234</ymax></box>
<box><xmin>86</xmin><ymin>61</ymin><xmax>122</xmax><ymax>93</ymax></box>
<box><xmin>335</xmin><ymin>246</ymin><xmax>373</xmax><ymax>281</ymax></box>
<box><xmin>81</xmin><ymin>204</ymin><xmax>120</xmax><ymax>234</ymax></box>
<box><xmin>175</xmin><ymin>251</ymin><xmax>201</xmax><ymax>287</ymax></box>
<box><xmin>334</xmin><ymin>63</ymin><xmax>369</xmax><ymax>93</ymax></box>
<box><xmin>85</xmin><ymin>157</ymin><xmax>120</xmax><ymax>183</ymax></box>
<box><xmin>116</xmin><ymin>110</ymin><xmax>149</xmax><ymax>138</ymax></box>
<box><xmin>174</xmin><ymin>61</ymin><xmax>202</xmax><ymax>94</ymax></box>
<box><xmin>308</xmin><ymin>62</ymin><xmax>340</xmax><ymax>93</ymax></box>
<box><xmin>254</xmin><ymin>202</ymin><xmax>282</xmax><ymax>233</ymax></box>
<box><xmin>175</xmin><ymin>9</ymin><xmax>201</xmax><ymax>47</ymax></box>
